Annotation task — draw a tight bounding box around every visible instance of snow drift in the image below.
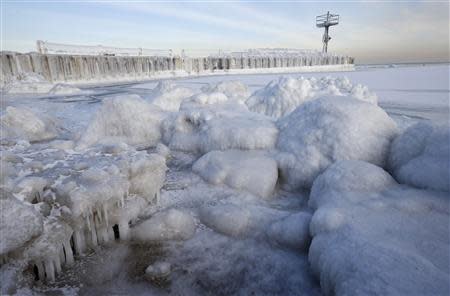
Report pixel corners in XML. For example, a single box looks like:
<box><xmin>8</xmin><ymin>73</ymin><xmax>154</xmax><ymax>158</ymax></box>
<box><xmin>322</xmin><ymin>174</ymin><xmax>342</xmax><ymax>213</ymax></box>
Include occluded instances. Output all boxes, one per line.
<box><xmin>389</xmin><ymin>122</ymin><xmax>449</xmax><ymax>191</ymax></box>
<box><xmin>246</xmin><ymin>76</ymin><xmax>377</xmax><ymax>118</ymax></box>
<box><xmin>308</xmin><ymin>160</ymin><xmax>449</xmax><ymax>295</ymax></box>
<box><xmin>276</xmin><ymin>96</ymin><xmax>398</xmax><ymax>189</ymax></box>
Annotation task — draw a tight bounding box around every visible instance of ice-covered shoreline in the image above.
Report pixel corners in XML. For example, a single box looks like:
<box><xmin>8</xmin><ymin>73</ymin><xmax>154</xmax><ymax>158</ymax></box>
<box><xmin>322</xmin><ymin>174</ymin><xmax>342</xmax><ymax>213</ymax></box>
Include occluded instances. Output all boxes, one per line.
<box><xmin>1</xmin><ymin>65</ymin><xmax>448</xmax><ymax>295</ymax></box>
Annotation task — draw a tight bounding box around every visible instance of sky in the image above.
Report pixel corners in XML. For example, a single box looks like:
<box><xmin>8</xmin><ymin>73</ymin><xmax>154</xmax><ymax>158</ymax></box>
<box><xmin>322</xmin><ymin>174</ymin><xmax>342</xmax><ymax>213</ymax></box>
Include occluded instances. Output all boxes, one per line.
<box><xmin>1</xmin><ymin>0</ymin><xmax>449</xmax><ymax>64</ymax></box>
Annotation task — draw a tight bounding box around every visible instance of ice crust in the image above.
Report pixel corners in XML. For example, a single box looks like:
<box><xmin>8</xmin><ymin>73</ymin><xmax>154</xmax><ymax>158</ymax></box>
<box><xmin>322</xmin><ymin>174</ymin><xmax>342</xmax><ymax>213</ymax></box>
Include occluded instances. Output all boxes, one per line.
<box><xmin>193</xmin><ymin>150</ymin><xmax>278</xmax><ymax>198</ymax></box>
<box><xmin>389</xmin><ymin>122</ymin><xmax>449</xmax><ymax>191</ymax></box>
<box><xmin>246</xmin><ymin>76</ymin><xmax>377</xmax><ymax>118</ymax></box>
<box><xmin>276</xmin><ymin>96</ymin><xmax>398</xmax><ymax>189</ymax></box>
<box><xmin>308</xmin><ymin>160</ymin><xmax>449</xmax><ymax>295</ymax></box>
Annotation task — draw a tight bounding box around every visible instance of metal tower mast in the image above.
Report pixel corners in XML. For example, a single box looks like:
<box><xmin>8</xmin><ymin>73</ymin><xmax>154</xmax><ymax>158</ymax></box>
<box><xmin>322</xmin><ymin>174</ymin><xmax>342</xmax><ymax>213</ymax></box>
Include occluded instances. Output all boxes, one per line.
<box><xmin>316</xmin><ymin>11</ymin><xmax>339</xmax><ymax>53</ymax></box>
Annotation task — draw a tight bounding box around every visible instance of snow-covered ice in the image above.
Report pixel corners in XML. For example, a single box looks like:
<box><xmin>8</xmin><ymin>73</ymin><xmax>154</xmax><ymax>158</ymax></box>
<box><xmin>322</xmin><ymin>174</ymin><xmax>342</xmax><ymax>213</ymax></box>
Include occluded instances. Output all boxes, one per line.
<box><xmin>0</xmin><ymin>63</ymin><xmax>448</xmax><ymax>295</ymax></box>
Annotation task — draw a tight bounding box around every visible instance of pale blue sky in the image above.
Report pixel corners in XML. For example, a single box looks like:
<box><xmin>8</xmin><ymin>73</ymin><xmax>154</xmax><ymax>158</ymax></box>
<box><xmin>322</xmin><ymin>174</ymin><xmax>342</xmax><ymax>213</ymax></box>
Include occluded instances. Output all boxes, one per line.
<box><xmin>1</xmin><ymin>1</ymin><xmax>449</xmax><ymax>63</ymax></box>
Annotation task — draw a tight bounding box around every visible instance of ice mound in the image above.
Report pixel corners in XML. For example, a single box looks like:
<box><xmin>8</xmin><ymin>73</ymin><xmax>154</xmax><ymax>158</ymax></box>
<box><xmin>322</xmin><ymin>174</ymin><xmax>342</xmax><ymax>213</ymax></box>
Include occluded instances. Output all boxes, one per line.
<box><xmin>78</xmin><ymin>94</ymin><xmax>165</xmax><ymax>149</ymax></box>
<box><xmin>1</xmin><ymin>106</ymin><xmax>58</xmax><ymax>142</ymax></box>
<box><xmin>308</xmin><ymin>160</ymin><xmax>450</xmax><ymax>295</ymax></box>
<box><xmin>193</xmin><ymin>150</ymin><xmax>278</xmax><ymax>198</ymax></box>
<box><xmin>48</xmin><ymin>83</ymin><xmax>81</xmax><ymax>95</ymax></box>
<box><xmin>201</xmin><ymin>80</ymin><xmax>251</xmax><ymax>103</ymax></box>
<box><xmin>276</xmin><ymin>96</ymin><xmax>398</xmax><ymax>189</ymax></box>
<box><xmin>0</xmin><ymin>192</ymin><xmax>43</xmax><ymax>256</ymax></box>
<box><xmin>132</xmin><ymin>209</ymin><xmax>196</xmax><ymax>241</ymax></box>
<box><xmin>145</xmin><ymin>81</ymin><xmax>195</xmax><ymax>112</ymax></box>
<box><xmin>162</xmin><ymin>107</ymin><xmax>278</xmax><ymax>153</ymax></box>
<box><xmin>182</xmin><ymin>92</ymin><xmax>229</xmax><ymax>107</ymax></box>
<box><xmin>266</xmin><ymin>212</ymin><xmax>311</xmax><ymax>251</ymax></box>
<box><xmin>3</xmin><ymin>73</ymin><xmax>53</xmax><ymax>94</ymax></box>
<box><xmin>199</xmin><ymin>204</ymin><xmax>251</xmax><ymax>237</ymax></box>
<box><xmin>389</xmin><ymin>122</ymin><xmax>449</xmax><ymax>191</ymax></box>
<box><xmin>246</xmin><ymin>76</ymin><xmax>377</xmax><ymax>118</ymax></box>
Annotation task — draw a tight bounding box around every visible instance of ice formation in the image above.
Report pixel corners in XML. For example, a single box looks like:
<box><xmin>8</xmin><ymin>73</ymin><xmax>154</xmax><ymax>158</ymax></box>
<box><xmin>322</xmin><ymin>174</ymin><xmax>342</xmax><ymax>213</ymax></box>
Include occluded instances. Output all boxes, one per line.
<box><xmin>144</xmin><ymin>81</ymin><xmax>195</xmax><ymax>112</ymax></box>
<box><xmin>388</xmin><ymin>122</ymin><xmax>449</xmax><ymax>191</ymax></box>
<box><xmin>199</xmin><ymin>204</ymin><xmax>252</xmax><ymax>237</ymax></box>
<box><xmin>308</xmin><ymin>160</ymin><xmax>449</xmax><ymax>295</ymax></box>
<box><xmin>193</xmin><ymin>150</ymin><xmax>278</xmax><ymax>198</ymax></box>
<box><xmin>48</xmin><ymin>83</ymin><xmax>82</xmax><ymax>95</ymax></box>
<box><xmin>276</xmin><ymin>96</ymin><xmax>398</xmax><ymax>189</ymax></box>
<box><xmin>3</xmin><ymin>73</ymin><xmax>53</xmax><ymax>94</ymax></box>
<box><xmin>201</xmin><ymin>80</ymin><xmax>251</xmax><ymax>103</ymax></box>
<box><xmin>145</xmin><ymin>261</ymin><xmax>171</xmax><ymax>280</ymax></box>
<box><xmin>78</xmin><ymin>94</ymin><xmax>165</xmax><ymax>149</ymax></box>
<box><xmin>1</xmin><ymin>106</ymin><xmax>58</xmax><ymax>143</ymax></box>
<box><xmin>265</xmin><ymin>212</ymin><xmax>312</xmax><ymax>251</ymax></box>
<box><xmin>132</xmin><ymin>208</ymin><xmax>196</xmax><ymax>241</ymax></box>
<box><xmin>246</xmin><ymin>76</ymin><xmax>377</xmax><ymax>118</ymax></box>
<box><xmin>162</xmin><ymin>104</ymin><xmax>278</xmax><ymax>153</ymax></box>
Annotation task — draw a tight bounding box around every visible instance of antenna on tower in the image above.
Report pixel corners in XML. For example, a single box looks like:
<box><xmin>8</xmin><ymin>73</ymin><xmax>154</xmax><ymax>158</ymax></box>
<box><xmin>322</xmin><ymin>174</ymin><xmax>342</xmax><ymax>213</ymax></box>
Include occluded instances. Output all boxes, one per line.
<box><xmin>316</xmin><ymin>11</ymin><xmax>339</xmax><ymax>53</ymax></box>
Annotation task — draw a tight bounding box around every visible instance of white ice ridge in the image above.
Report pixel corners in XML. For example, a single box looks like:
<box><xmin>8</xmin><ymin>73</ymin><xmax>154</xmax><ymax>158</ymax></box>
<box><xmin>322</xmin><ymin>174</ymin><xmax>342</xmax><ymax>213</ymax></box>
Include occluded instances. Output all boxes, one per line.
<box><xmin>1</xmin><ymin>149</ymin><xmax>166</xmax><ymax>283</ymax></box>
<box><xmin>246</xmin><ymin>76</ymin><xmax>377</xmax><ymax>118</ymax></box>
<box><xmin>276</xmin><ymin>95</ymin><xmax>398</xmax><ymax>190</ymax></box>
<box><xmin>308</xmin><ymin>160</ymin><xmax>449</xmax><ymax>295</ymax></box>
<box><xmin>388</xmin><ymin>122</ymin><xmax>449</xmax><ymax>192</ymax></box>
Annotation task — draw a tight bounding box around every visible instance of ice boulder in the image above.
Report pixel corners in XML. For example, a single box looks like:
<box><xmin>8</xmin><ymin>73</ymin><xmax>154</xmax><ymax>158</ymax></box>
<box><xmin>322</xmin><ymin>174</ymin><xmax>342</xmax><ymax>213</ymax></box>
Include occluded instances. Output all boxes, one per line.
<box><xmin>199</xmin><ymin>204</ymin><xmax>251</xmax><ymax>237</ymax></box>
<box><xmin>266</xmin><ymin>212</ymin><xmax>312</xmax><ymax>251</ymax></box>
<box><xmin>246</xmin><ymin>76</ymin><xmax>377</xmax><ymax>118</ymax></box>
<box><xmin>1</xmin><ymin>106</ymin><xmax>57</xmax><ymax>142</ymax></box>
<box><xmin>276</xmin><ymin>96</ymin><xmax>398</xmax><ymax>189</ymax></box>
<box><xmin>193</xmin><ymin>150</ymin><xmax>278</xmax><ymax>199</ymax></box>
<box><xmin>202</xmin><ymin>80</ymin><xmax>250</xmax><ymax>103</ymax></box>
<box><xmin>162</xmin><ymin>107</ymin><xmax>278</xmax><ymax>153</ymax></box>
<box><xmin>145</xmin><ymin>81</ymin><xmax>195</xmax><ymax>112</ymax></box>
<box><xmin>308</xmin><ymin>160</ymin><xmax>450</xmax><ymax>296</ymax></box>
<box><xmin>132</xmin><ymin>209</ymin><xmax>196</xmax><ymax>241</ymax></box>
<box><xmin>0</xmin><ymin>192</ymin><xmax>44</xmax><ymax>256</ymax></box>
<box><xmin>78</xmin><ymin>94</ymin><xmax>165</xmax><ymax>149</ymax></box>
<box><xmin>388</xmin><ymin>122</ymin><xmax>449</xmax><ymax>191</ymax></box>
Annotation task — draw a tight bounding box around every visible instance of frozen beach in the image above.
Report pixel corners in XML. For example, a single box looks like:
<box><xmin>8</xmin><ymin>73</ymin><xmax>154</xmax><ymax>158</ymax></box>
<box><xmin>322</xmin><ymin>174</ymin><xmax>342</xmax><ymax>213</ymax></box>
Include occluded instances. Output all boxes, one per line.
<box><xmin>1</xmin><ymin>63</ymin><xmax>449</xmax><ymax>295</ymax></box>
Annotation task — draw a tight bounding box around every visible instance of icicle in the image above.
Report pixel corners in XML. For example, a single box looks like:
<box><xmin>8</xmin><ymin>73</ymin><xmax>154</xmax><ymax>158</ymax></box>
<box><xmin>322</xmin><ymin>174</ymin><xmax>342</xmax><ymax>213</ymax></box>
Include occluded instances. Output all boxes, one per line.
<box><xmin>54</xmin><ymin>255</ymin><xmax>62</xmax><ymax>274</ymax></box>
<box><xmin>121</xmin><ymin>195</ymin><xmax>125</xmax><ymax>208</ymax></box>
<box><xmin>97</xmin><ymin>206</ymin><xmax>103</xmax><ymax>223</ymax></box>
<box><xmin>63</xmin><ymin>240</ymin><xmax>74</xmax><ymax>265</ymax></box>
<box><xmin>44</xmin><ymin>259</ymin><xmax>55</xmax><ymax>282</ymax></box>
<box><xmin>73</xmin><ymin>230</ymin><xmax>85</xmax><ymax>255</ymax></box>
<box><xmin>59</xmin><ymin>245</ymin><xmax>65</xmax><ymax>264</ymax></box>
<box><xmin>103</xmin><ymin>204</ymin><xmax>109</xmax><ymax>228</ymax></box>
<box><xmin>119</xmin><ymin>221</ymin><xmax>129</xmax><ymax>240</ymax></box>
<box><xmin>90</xmin><ymin>215</ymin><xmax>98</xmax><ymax>246</ymax></box>
<box><xmin>36</xmin><ymin>261</ymin><xmax>45</xmax><ymax>281</ymax></box>
<box><xmin>97</xmin><ymin>225</ymin><xmax>109</xmax><ymax>244</ymax></box>
<box><xmin>85</xmin><ymin>213</ymin><xmax>91</xmax><ymax>231</ymax></box>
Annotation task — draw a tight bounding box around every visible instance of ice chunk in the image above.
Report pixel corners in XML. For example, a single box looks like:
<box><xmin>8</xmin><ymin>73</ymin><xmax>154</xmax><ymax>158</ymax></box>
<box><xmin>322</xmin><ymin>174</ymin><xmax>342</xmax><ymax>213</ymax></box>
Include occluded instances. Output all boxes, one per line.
<box><xmin>1</xmin><ymin>106</ymin><xmax>57</xmax><ymax>142</ymax></box>
<box><xmin>13</xmin><ymin>177</ymin><xmax>49</xmax><ymax>203</ymax></box>
<box><xmin>182</xmin><ymin>92</ymin><xmax>229</xmax><ymax>106</ymax></box>
<box><xmin>145</xmin><ymin>261</ymin><xmax>171</xmax><ymax>280</ymax></box>
<box><xmin>162</xmin><ymin>106</ymin><xmax>278</xmax><ymax>153</ymax></box>
<box><xmin>193</xmin><ymin>150</ymin><xmax>278</xmax><ymax>198</ymax></box>
<box><xmin>308</xmin><ymin>160</ymin><xmax>450</xmax><ymax>295</ymax></box>
<box><xmin>276</xmin><ymin>96</ymin><xmax>398</xmax><ymax>189</ymax></box>
<box><xmin>389</xmin><ymin>122</ymin><xmax>449</xmax><ymax>191</ymax></box>
<box><xmin>78</xmin><ymin>94</ymin><xmax>165</xmax><ymax>149</ymax></box>
<box><xmin>145</xmin><ymin>81</ymin><xmax>195</xmax><ymax>112</ymax></box>
<box><xmin>202</xmin><ymin>81</ymin><xmax>250</xmax><ymax>103</ymax></box>
<box><xmin>0</xmin><ymin>191</ymin><xmax>44</xmax><ymax>256</ymax></box>
<box><xmin>199</xmin><ymin>204</ymin><xmax>251</xmax><ymax>237</ymax></box>
<box><xmin>246</xmin><ymin>76</ymin><xmax>377</xmax><ymax>118</ymax></box>
<box><xmin>132</xmin><ymin>209</ymin><xmax>195</xmax><ymax>241</ymax></box>
<box><xmin>266</xmin><ymin>212</ymin><xmax>311</xmax><ymax>251</ymax></box>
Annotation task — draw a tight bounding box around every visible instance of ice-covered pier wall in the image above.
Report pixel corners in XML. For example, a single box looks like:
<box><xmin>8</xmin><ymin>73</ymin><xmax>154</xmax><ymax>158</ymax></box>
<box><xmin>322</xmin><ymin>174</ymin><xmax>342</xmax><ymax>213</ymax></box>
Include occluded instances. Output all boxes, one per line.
<box><xmin>1</xmin><ymin>52</ymin><xmax>354</xmax><ymax>84</ymax></box>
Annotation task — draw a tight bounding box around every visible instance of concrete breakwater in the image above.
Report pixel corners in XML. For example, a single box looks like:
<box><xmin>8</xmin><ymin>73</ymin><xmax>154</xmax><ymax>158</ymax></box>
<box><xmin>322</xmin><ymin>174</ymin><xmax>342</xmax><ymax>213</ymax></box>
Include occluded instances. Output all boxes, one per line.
<box><xmin>1</xmin><ymin>52</ymin><xmax>354</xmax><ymax>84</ymax></box>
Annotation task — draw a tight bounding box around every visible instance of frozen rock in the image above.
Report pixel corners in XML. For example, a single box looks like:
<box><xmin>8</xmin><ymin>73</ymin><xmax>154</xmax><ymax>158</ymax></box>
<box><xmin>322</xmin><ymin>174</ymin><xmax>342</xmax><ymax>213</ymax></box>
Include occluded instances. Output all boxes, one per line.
<box><xmin>202</xmin><ymin>80</ymin><xmax>250</xmax><ymax>103</ymax></box>
<box><xmin>246</xmin><ymin>76</ymin><xmax>377</xmax><ymax>118</ymax></box>
<box><xmin>1</xmin><ymin>106</ymin><xmax>57</xmax><ymax>142</ymax></box>
<box><xmin>145</xmin><ymin>261</ymin><xmax>171</xmax><ymax>280</ymax></box>
<box><xmin>78</xmin><ymin>94</ymin><xmax>165</xmax><ymax>149</ymax></box>
<box><xmin>199</xmin><ymin>204</ymin><xmax>251</xmax><ymax>237</ymax></box>
<box><xmin>0</xmin><ymin>192</ymin><xmax>44</xmax><ymax>256</ymax></box>
<box><xmin>145</xmin><ymin>81</ymin><xmax>195</xmax><ymax>112</ymax></box>
<box><xmin>132</xmin><ymin>209</ymin><xmax>195</xmax><ymax>241</ymax></box>
<box><xmin>276</xmin><ymin>96</ymin><xmax>398</xmax><ymax>189</ymax></box>
<box><xmin>193</xmin><ymin>150</ymin><xmax>278</xmax><ymax>198</ymax></box>
<box><xmin>389</xmin><ymin>122</ymin><xmax>449</xmax><ymax>191</ymax></box>
<box><xmin>266</xmin><ymin>212</ymin><xmax>312</xmax><ymax>251</ymax></box>
<box><xmin>308</xmin><ymin>160</ymin><xmax>450</xmax><ymax>296</ymax></box>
